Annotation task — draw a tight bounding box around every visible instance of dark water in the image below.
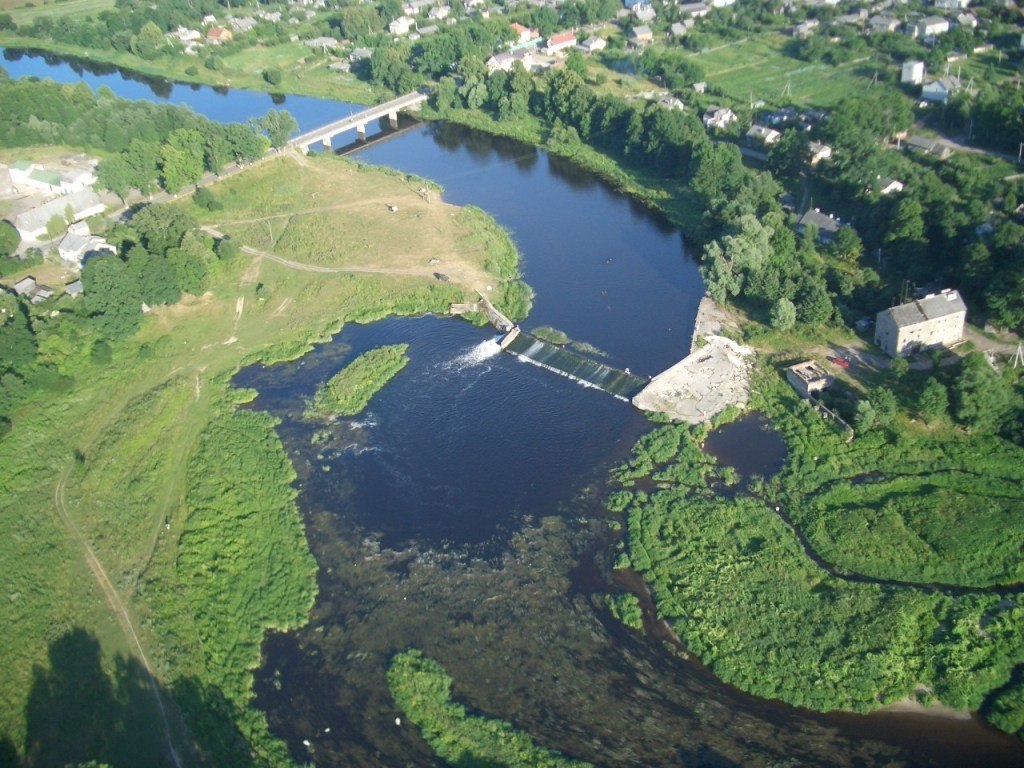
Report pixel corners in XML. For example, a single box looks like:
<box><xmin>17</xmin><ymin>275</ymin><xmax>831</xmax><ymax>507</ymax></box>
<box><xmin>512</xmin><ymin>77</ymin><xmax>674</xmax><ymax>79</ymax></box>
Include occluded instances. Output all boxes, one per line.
<box><xmin>703</xmin><ymin>412</ymin><xmax>789</xmax><ymax>480</ymax></box>
<box><xmin>6</xmin><ymin>49</ymin><xmax>1023</xmax><ymax>766</ymax></box>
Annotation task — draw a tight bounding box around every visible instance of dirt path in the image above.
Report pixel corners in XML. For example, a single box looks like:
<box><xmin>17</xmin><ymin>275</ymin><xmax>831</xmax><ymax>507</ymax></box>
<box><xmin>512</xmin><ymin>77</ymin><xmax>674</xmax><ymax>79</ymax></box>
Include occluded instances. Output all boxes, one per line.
<box><xmin>53</xmin><ymin>466</ymin><xmax>183</xmax><ymax>768</ymax></box>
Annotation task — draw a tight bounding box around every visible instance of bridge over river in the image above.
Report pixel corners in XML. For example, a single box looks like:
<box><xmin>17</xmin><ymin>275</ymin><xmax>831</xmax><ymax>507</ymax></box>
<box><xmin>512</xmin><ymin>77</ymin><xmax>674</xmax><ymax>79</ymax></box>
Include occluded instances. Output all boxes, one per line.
<box><xmin>288</xmin><ymin>90</ymin><xmax>429</xmax><ymax>152</ymax></box>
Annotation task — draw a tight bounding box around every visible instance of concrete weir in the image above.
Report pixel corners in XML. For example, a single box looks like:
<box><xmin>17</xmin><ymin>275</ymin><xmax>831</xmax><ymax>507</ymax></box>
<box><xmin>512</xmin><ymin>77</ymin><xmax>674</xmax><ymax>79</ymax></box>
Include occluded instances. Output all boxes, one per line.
<box><xmin>632</xmin><ymin>335</ymin><xmax>754</xmax><ymax>424</ymax></box>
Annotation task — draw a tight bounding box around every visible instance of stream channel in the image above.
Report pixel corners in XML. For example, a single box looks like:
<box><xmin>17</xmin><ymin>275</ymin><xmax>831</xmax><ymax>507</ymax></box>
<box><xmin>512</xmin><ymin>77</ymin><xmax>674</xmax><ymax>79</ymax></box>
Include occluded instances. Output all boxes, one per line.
<box><xmin>5</xmin><ymin>47</ymin><xmax>1024</xmax><ymax>767</ymax></box>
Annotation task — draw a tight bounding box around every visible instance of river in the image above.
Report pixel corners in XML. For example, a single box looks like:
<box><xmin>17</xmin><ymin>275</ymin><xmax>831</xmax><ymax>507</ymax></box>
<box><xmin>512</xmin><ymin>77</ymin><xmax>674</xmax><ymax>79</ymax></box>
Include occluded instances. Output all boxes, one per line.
<box><xmin>5</xmin><ymin>47</ymin><xmax>1023</xmax><ymax>767</ymax></box>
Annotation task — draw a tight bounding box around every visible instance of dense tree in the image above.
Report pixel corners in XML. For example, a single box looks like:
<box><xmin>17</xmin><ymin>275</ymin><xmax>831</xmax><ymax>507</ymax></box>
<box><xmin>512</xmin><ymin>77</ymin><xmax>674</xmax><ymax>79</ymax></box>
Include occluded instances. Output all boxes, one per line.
<box><xmin>769</xmin><ymin>297</ymin><xmax>796</xmax><ymax>330</ymax></box>
<box><xmin>918</xmin><ymin>377</ymin><xmax>949</xmax><ymax>423</ymax></box>
<box><xmin>160</xmin><ymin>129</ymin><xmax>205</xmax><ymax>192</ymax></box>
<box><xmin>258</xmin><ymin>109</ymin><xmax>298</xmax><ymax>149</ymax></box>
<box><xmin>0</xmin><ymin>294</ymin><xmax>36</xmax><ymax>375</ymax></box>
<box><xmin>130</xmin><ymin>204</ymin><xmax>196</xmax><ymax>256</ymax></box>
<box><xmin>953</xmin><ymin>353</ymin><xmax>1013</xmax><ymax>432</ymax></box>
<box><xmin>0</xmin><ymin>221</ymin><xmax>19</xmax><ymax>257</ymax></box>
<box><xmin>82</xmin><ymin>254</ymin><xmax>142</xmax><ymax>339</ymax></box>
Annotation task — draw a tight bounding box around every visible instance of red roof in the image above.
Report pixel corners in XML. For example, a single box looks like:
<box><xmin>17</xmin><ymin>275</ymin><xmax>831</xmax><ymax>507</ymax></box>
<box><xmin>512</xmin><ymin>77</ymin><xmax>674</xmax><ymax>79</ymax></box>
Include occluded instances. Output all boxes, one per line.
<box><xmin>549</xmin><ymin>32</ymin><xmax>577</xmax><ymax>45</ymax></box>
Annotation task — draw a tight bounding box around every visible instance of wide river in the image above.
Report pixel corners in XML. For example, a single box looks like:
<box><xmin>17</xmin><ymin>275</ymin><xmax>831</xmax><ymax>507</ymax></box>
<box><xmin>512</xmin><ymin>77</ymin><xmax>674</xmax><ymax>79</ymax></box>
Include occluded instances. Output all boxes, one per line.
<box><xmin>6</xmin><ymin>47</ymin><xmax>1023</xmax><ymax>767</ymax></box>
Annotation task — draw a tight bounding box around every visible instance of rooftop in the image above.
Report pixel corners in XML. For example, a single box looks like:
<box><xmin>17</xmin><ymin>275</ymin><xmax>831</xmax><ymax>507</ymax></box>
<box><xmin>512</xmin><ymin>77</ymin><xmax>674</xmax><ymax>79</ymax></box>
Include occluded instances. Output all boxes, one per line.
<box><xmin>884</xmin><ymin>289</ymin><xmax>966</xmax><ymax>328</ymax></box>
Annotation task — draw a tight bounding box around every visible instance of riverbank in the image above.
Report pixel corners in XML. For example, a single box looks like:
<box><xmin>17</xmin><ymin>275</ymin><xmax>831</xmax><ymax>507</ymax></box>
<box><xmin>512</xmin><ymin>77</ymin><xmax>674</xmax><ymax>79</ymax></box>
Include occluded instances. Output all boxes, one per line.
<box><xmin>0</xmin><ymin>152</ymin><xmax>525</xmax><ymax>765</ymax></box>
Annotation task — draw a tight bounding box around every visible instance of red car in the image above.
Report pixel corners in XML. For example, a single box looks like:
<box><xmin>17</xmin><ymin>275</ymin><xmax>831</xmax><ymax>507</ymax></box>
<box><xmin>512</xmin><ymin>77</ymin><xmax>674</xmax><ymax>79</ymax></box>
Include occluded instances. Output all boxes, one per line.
<box><xmin>827</xmin><ymin>355</ymin><xmax>850</xmax><ymax>369</ymax></box>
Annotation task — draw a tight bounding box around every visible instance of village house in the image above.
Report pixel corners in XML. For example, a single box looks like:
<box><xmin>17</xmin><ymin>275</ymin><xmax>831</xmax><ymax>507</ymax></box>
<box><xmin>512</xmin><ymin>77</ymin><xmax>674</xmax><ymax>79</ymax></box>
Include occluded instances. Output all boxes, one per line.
<box><xmin>629</xmin><ymin>25</ymin><xmax>654</xmax><ymax>46</ymax></box>
<box><xmin>677</xmin><ymin>2</ymin><xmax>710</xmax><ymax>17</ymax></box>
<box><xmin>702</xmin><ymin>105</ymin><xmax>736</xmax><ymax>130</ymax></box>
<box><xmin>57</xmin><ymin>229</ymin><xmax>115</xmax><ymax>267</ymax></box>
<box><xmin>874</xmin><ymin>289</ymin><xmax>966</xmax><ymax>357</ymax></box>
<box><xmin>633</xmin><ymin>4</ymin><xmax>657</xmax><ymax>22</ymax></box>
<box><xmin>510</xmin><ymin>22</ymin><xmax>539</xmax><ymax>45</ymax></box>
<box><xmin>170</xmin><ymin>26</ymin><xmax>201</xmax><ymax>44</ymax></box>
<box><xmin>877</xmin><ymin>177</ymin><xmax>905</xmax><ymax>195</ymax></box>
<box><xmin>10</xmin><ymin>188</ymin><xmax>104</xmax><ymax>240</ymax></box>
<box><xmin>868</xmin><ymin>15</ymin><xmax>901</xmax><ymax>33</ymax></box>
<box><xmin>670</xmin><ymin>21</ymin><xmax>693</xmax><ymax>37</ymax></box>
<box><xmin>710</xmin><ymin>0</ymin><xmax>735</xmax><ymax>6</ymax></box>
<box><xmin>904</xmin><ymin>134</ymin><xmax>952</xmax><ymax>159</ymax></box>
<box><xmin>64</xmin><ymin>279</ymin><xmax>83</xmax><ymax>298</ymax></box>
<box><xmin>206</xmin><ymin>26</ymin><xmax>233</xmax><ymax>44</ymax></box>
<box><xmin>545</xmin><ymin>31</ymin><xmax>577</xmax><ymax>55</ymax></box>
<box><xmin>389</xmin><ymin>16</ymin><xmax>414</xmax><ymax>35</ymax></box>
<box><xmin>12</xmin><ymin>276</ymin><xmax>54</xmax><ymax>304</ymax></box>
<box><xmin>403</xmin><ymin>0</ymin><xmax>432</xmax><ymax>15</ymax></box>
<box><xmin>350</xmin><ymin>47</ymin><xmax>373</xmax><ymax>63</ymax></box>
<box><xmin>796</xmin><ymin>208</ymin><xmax>844</xmax><ymax>244</ymax></box>
<box><xmin>428</xmin><ymin>6</ymin><xmax>451</xmax><ymax>20</ymax></box>
<box><xmin>228</xmin><ymin>17</ymin><xmax>258</xmax><ymax>33</ymax></box>
<box><xmin>808</xmin><ymin>140</ymin><xmax>832</xmax><ymax>165</ymax></box>
<box><xmin>786</xmin><ymin>360</ymin><xmax>834</xmax><ymax>399</ymax></box>
<box><xmin>790</xmin><ymin>19</ymin><xmax>819</xmax><ymax>38</ymax></box>
<box><xmin>910</xmin><ymin>16</ymin><xmax>950</xmax><ymax>39</ymax></box>
<box><xmin>834</xmin><ymin>10</ymin><xmax>868</xmax><ymax>26</ymax></box>
<box><xmin>8</xmin><ymin>158</ymin><xmax>96</xmax><ymax>195</ymax></box>
<box><xmin>921</xmin><ymin>76</ymin><xmax>960</xmax><ymax>103</ymax></box>
<box><xmin>578</xmin><ymin>35</ymin><xmax>606</xmax><ymax>54</ymax></box>
<box><xmin>934</xmin><ymin>0</ymin><xmax>970</xmax><ymax>9</ymax></box>
<box><xmin>746</xmin><ymin>124</ymin><xmax>782</xmax><ymax>146</ymax></box>
<box><xmin>201</xmin><ymin>14</ymin><xmax>217</xmax><ymax>26</ymax></box>
<box><xmin>305</xmin><ymin>36</ymin><xmax>339</xmax><ymax>51</ymax></box>
<box><xmin>954</xmin><ymin>12</ymin><xmax>977</xmax><ymax>29</ymax></box>
<box><xmin>487</xmin><ymin>49</ymin><xmax>534</xmax><ymax>73</ymax></box>
<box><xmin>901</xmin><ymin>60</ymin><xmax>925</xmax><ymax>85</ymax></box>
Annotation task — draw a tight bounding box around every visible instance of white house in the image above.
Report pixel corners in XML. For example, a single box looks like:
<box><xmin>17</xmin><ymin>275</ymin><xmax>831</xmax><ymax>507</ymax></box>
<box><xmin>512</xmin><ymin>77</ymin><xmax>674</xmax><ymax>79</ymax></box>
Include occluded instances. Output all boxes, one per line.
<box><xmin>922</xmin><ymin>76</ymin><xmax>960</xmax><ymax>103</ymax></box>
<box><xmin>510</xmin><ymin>22</ymin><xmax>538</xmax><ymax>45</ymax></box>
<box><xmin>578</xmin><ymin>36</ymin><xmax>606</xmax><ymax>53</ymax></box>
<box><xmin>746</xmin><ymin>124</ymin><xmax>781</xmax><ymax>146</ymax></box>
<box><xmin>702</xmin><ymin>105</ymin><xmax>737</xmax><ymax>130</ymax></box>
<box><xmin>633</xmin><ymin>5</ymin><xmax>657</xmax><ymax>21</ymax></box>
<box><xmin>629</xmin><ymin>25</ymin><xmax>654</xmax><ymax>46</ymax></box>
<box><xmin>659</xmin><ymin>96</ymin><xmax>686</xmax><ymax>112</ymax></box>
<box><xmin>428</xmin><ymin>6</ymin><xmax>450</xmax><ymax>21</ymax></box>
<box><xmin>389</xmin><ymin>16</ymin><xmax>414</xmax><ymax>35</ymax></box>
<box><xmin>874</xmin><ymin>289</ymin><xmax>966</xmax><ymax>357</ymax></box>
<box><xmin>57</xmin><ymin>231</ymin><xmax>115</xmax><ymax>267</ymax></box>
<box><xmin>901</xmin><ymin>60</ymin><xmax>925</xmax><ymax>85</ymax></box>
<box><xmin>808</xmin><ymin>141</ymin><xmax>832</xmax><ymax>165</ymax></box>
<box><xmin>955</xmin><ymin>12</ymin><xmax>977</xmax><ymax>28</ymax></box>
<box><xmin>11</xmin><ymin>188</ymin><xmax>104</xmax><ymax>240</ymax></box>
<box><xmin>544</xmin><ymin>31</ymin><xmax>577</xmax><ymax>55</ymax></box>
<box><xmin>877</xmin><ymin>177</ymin><xmax>905</xmax><ymax>195</ymax></box>
<box><xmin>868</xmin><ymin>16</ymin><xmax>901</xmax><ymax>33</ymax></box>
<box><xmin>934</xmin><ymin>0</ymin><xmax>970</xmax><ymax>9</ymax></box>
<box><xmin>912</xmin><ymin>16</ymin><xmax>950</xmax><ymax>38</ymax></box>
<box><xmin>677</xmin><ymin>2</ymin><xmax>709</xmax><ymax>17</ymax></box>
<box><xmin>710</xmin><ymin>0</ymin><xmax>735</xmax><ymax>7</ymax></box>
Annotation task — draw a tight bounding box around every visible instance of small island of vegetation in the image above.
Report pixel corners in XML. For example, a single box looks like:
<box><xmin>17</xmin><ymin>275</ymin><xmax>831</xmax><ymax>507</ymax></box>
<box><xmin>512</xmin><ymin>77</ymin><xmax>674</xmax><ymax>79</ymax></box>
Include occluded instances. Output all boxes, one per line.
<box><xmin>388</xmin><ymin>649</ymin><xmax>593</xmax><ymax>768</ymax></box>
<box><xmin>306</xmin><ymin>343</ymin><xmax>410</xmax><ymax>419</ymax></box>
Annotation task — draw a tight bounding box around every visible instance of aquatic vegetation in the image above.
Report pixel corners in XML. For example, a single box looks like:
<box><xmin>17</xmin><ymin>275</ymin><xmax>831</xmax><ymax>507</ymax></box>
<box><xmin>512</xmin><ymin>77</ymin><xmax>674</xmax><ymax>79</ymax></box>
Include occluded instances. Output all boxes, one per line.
<box><xmin>388</xmin><ymin>649</ymin><xmax>593</xmax><ymax>768</ymax></box>
<box><xmin>306</xmin><ymin>344</ymin><xmax>410</xmax><ymax>419</ymax></box>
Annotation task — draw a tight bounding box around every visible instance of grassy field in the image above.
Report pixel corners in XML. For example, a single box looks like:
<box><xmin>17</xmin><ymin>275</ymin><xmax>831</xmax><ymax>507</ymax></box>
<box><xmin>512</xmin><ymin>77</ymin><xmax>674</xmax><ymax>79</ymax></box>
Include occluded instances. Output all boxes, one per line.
<box><xmin>693</xmin><ymin>34</ymin><xmax>894</xmax><ymax>109</ymax></box>
<box><xmin>0</xmin><ymin>151</ymin><xmax>522</xmax><ymax>764</ymax></box>
<box><xmin>0</xmin><ymin>0</ymin><xmax>115</xmax><ymax>24</ymax></box>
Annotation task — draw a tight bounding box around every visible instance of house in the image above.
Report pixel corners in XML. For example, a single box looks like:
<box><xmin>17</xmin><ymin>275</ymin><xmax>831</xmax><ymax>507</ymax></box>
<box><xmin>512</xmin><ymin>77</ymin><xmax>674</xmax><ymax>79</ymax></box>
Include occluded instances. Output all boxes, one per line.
<box><xmin>170</xmin><ymin>26</ymin><xmax>201</xmax><ymax>43</ymax></box>
<box><xmin>389</xmin><ymin>16</ymin><xmax>414</xmax><ymax>35</ymax></box>
<box><xmin>633</xmin><ymin>4</ymin><xmax>657</xmax><ymax>21</ymax></box>
<box><xmin>510</xmin><ymin>22</ymin><xmax>538</xmax><ymax>45</ymax></box>
<box><xmin>205</xmin><ymin>26</ymin><xmax>233</xmax><ymax>44</ymax></box>
<box><xmin>796</xmin><ymin>208</ymin><xmax>844</xmax><ymax>243</ymax></box>
<box><xmin>669</xmin><ymin>21</ymin><xmax>692</xmax><ymax>37</ymax></box>
<box><xmin>808</xmin><ymin>140</ymin><xmax>832</xmax><ymax>165</ymax></box>
<box><xmin>487</xmin><ymin>49</ymin><xmax>534</xmax><ymax>73</ymax></box>
<box><xmin>677</xmin><ymin>1</ymin><xmax>709</xmax><ymax>16</ymax></box>
<box><xmin>11</xmin><ymin>188</ymin><xmax>104</xmax><ymax>240</ymax></box>
<box><xmin>417</xmin><ymin>24</ymin><xmax>439</xmax><ymax>36</ymax></box>
<box><xmin>30</xmin><ymin>284</ymin><xmax>53</xmax><ymax>304</ymax></box>
<box><xmin>921</xmin><ymin>76</ymin><xmax>960</xmax><ymax>104</ymax></box>
<box><xmin>428</xmin><ymin>5</ymin><xmax>450</xmax><ymax>20</ymax></box>
<box><xmin>764</xmin><ymin>106</ymin><xmax>798</xmax><ymax>126</ymax></box>
<box><xmin>9</xmin><ymin>161</ymin><xmax>62</xmax><ymax>194</ymax></box>
<box><xmin>703</xmin><ymin>105</ymin><xmax>737</xmax><ymax>130</ymax></box>
<box><xmin>934</xmin><ymin>0</ymin><xmax>970</xmax><ymax>9</ymax></box>
<box><xmin>228</xmin><ymin>17</ymin><xmax>257</xmax><ymax>33</ymax></box>
<box><xmin>57</xmin><ymin>231</ymin><xmax>115</xmax><ymax>267</ymax></box>
<box><xmin>786</xmin><ymin>361</ymin><xmax>834</xmax><ymax>399</ymax></box>
<box><xmin>12</xmin><ymin>276</ymin><xmax>36</xmax><ymax>297</ymax></box>
<box><xmin>659</xmin><ymin>96</ymin><xmax>686</xmax><ymax>112</ymax></box>
<box><xmin>545</xmin><ymin>31</ymin><xmax>577</xmax><ymax>55</ymax></box>
<box><xmin>790</xmin><ymin>19</ymin><xmax>819</xmax><ymax>38</ymax></box>
<box><xmin>901</xmin><ymin>60</ymin><xmax>925</xmax><ymax>85</ymax></box>
<box><xmin>710</xmin><ymin>0</ymin><xmax>735</xmax><ymax>7</ymax></box>
<box><xmin>874</xmin><ymin>289</ymin><xmax>966</xmax><ymax>357</ymax></box>
<box><xmin>693</xmin><ymin>81</ymin><xmax>707</xmax><ymax>93</ymax></box>
<box><xmin>201</xmin><ymin>14</ymin><xmax>217</xmax><ymax>26</ymax></box>
<box><xmin>578</xmin><ymin>36</ymin><xmax>606</xmax><ymax>53</ymax></box>
<box><xmin>350</xmin><ymin>47</ymin><xmax>373</xmax><ymax>62</ymax></box>
<box><xmin>904</xmin><ymin>134</ymin><xmax>952</xmax><ymax>159</ymax></box>
<box><xmin>877</xmin><ymin>177</ymin><xmax>905</xmax><ymax>195</ymax></box>
<box><xmin>867</xmin><ymin>15</ymin><xmax>901</xmax><ymax>33</ymax></box>
<box><xmin>835</xmin><ymin>10</ymin><xmax>868</xmax><ymax>26</ymax></box>
<box><xmin>305</xmin><ymin>36</ymin><xmax>339</xmax><ymax>51</ymax></box>
<box><xmin>746</xmin><ymin>124</ymin><xmax>782</xmax><ymax>146</ymax></box>
<box><xmin>955</xmin><ymin>12</ymin><xmax>977</xmax><ymax>28</ymax></box>
<box><xmin>403</xmin><ymin>0</ymin><xmax>432</xmax><ymax>14</ymax></box>
<box><xmin>911</xmin><ymin>16</ymin><xmax>949</xmax><ymax>38</ymax></box>
<box><xmin>629</xmin><ymin>25</ymin><xmax>654</xmax><ymax>46</ymax></box>
<box><xmin>64</xmin><ymin>279</ymin><xmax>83</xmax><ymax>298</ymax></box>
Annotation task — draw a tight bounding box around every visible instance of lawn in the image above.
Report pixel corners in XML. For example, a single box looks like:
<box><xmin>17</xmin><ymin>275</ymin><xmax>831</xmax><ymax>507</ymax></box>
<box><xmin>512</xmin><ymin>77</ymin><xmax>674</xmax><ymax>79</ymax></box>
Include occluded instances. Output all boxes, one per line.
<box><xmin>1</xmin><ymin>0</ymin><xmax>115</xmax><ymax>24</ymax></box>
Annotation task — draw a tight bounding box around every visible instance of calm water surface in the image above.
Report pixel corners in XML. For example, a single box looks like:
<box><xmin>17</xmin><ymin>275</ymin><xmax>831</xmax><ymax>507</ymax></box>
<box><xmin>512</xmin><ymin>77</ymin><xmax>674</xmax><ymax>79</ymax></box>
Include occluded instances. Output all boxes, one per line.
<box><xmin>6</xmin><ymin>49</ymin><xmax>1023</xmax><ymax>766</ymax></box>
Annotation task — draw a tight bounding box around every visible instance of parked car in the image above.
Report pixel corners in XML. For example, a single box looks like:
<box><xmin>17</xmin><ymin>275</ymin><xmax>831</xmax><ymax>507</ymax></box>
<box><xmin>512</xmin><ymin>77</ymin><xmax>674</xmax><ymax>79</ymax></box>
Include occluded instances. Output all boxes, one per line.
<box><xmin>827</xmin><ymin>355</ymin><xmax>850</xmax><ymax>369</ymax></box>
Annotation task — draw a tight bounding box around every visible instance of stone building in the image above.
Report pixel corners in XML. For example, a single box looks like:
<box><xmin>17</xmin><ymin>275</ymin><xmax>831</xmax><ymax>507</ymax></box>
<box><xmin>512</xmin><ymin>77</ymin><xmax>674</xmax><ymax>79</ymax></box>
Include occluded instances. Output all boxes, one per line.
<box><xmin>874</xmin><ymin>289</ymin><xmax>966</xmax><ymax>357</ymax></box>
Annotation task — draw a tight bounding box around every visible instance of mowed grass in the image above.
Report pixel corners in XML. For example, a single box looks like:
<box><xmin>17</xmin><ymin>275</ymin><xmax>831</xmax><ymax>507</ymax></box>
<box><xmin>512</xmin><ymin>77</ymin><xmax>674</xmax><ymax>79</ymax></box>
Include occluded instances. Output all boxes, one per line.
<box><xmin>1</xmin><ymin>0</ymin><xmax>114</xmax><ymax>24</ymax></box>
<box><xmin>0</xmin><ymin>153</ymin><xmax>520</xmax><ymax>762</ymax></box>
<box><xmin>694</xmin><ymin>35</ymin><xmax>892</xmax><ymax>108</ymax></box>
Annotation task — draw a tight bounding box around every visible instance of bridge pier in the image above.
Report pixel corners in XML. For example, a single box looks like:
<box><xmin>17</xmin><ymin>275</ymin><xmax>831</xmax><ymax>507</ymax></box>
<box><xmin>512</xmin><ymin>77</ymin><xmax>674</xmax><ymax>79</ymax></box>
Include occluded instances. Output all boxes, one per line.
<box><xmin>356</xmin><ymin>123</ymin><xmax>366</xmax><ymax>142</ymax></box>
<box><xmin>388</xmin><ymin>110</ymin><xmax>399</xmax><ymax>130</ymax></box>
<box><xmin>322</xmin><ymin>135</ymin><xmax>333</xmax><ymax>150</ymax></box>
